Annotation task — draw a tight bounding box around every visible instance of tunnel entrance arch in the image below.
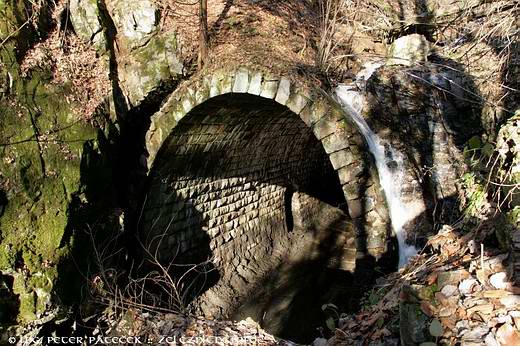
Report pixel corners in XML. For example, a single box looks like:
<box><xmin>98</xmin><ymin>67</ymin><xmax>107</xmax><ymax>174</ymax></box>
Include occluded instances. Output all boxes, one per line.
<box><xmin>139</xmin><ymin>67</ymin><xmax>393</xmax><ymax>339</ymax></box>
<box><xmin>144</xmin><ymin>67</ymin><xmax>391</xmax><ymax>257</ymax></box>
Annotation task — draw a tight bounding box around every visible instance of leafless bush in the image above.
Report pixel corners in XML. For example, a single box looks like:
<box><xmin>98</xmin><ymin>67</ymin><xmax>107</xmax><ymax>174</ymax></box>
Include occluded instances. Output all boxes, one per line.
<box><xmin>316</xmin><ymin>0</ymin><xmax>347</xmax><ymax>75</ymax></box>
<box><xmin>437</xmin><ymin>1</ymin><xmax>520</xmax><ymax>119</ymax></box>
<box><xmin>86</xmin><ymin>214</ymin><xmax>216</xmax><ymax>325</ymax></box>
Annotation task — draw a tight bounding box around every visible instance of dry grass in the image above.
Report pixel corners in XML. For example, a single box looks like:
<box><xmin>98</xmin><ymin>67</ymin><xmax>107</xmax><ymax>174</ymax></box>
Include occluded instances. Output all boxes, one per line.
<box><xmin>433</xmin><ymin>1</ymin><xmax>520</xmax><ymax>127</ymax></box>
<box><xmin>86</xmin><ymin>205</ymin><xmax>219</xmax><ymax>327</ymax></box>
<box><xmin>154</xmin><ymin>0</ymin><xmax>322</xmax><ymax>87</ymax></box>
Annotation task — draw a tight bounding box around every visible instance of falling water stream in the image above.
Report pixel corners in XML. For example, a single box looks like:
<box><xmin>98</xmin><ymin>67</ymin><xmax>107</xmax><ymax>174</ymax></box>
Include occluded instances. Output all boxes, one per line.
<box><xmin>334</xmin><ymin>63</ymin><xmax>418</xmax><ymax>267</ymax></box>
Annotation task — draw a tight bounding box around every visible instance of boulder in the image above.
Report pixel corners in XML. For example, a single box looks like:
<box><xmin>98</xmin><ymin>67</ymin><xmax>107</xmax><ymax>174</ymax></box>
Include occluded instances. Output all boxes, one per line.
<box><xmin>69</xmin><ymin>0</ymin><xmax>107</xmax><ymax>51</ymax></box>
<box><xmin>118</xmin><ymin>32</ymin><xmax>183</xmax><ymax>107</ymax></box>
<box><xmin>388</xmin><ymin>34</ymin><xmax>430</xmax><ymax>66</ymax></box>
<box><xmin>107</xmin><ymin>0</ymin><xmax>159</xmax><ymax>49</ymax></box>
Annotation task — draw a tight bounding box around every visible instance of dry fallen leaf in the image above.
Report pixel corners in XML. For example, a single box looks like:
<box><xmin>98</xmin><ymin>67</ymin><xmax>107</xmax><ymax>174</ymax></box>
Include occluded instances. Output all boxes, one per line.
<box><xmin>490</xmin><ymin>272</ymin><xmax>510</xmax><ymax>290</ymax></box>
<box><xmin>496</xmin><ymin>323</ymin><xmax>520</xmax><ymax>345</ymax></box>
<box><xmin>476</xmin><ymin>269</ymin><xmax>489</xmax><ymax>286</ymax></box>
<box><xmin>483</xmin><ymin>290</ymin><xmax>513</xmax><ymax>299</ymax></box>
<box><xmin>467</xmin><ymin>304</ymin><xmax>495</xmax><ymax>317</ymax></box>
<box><xmin>371</xmin><ymin>327</ymin><xmax>391</xmax><ymax>340</ymax></box>
<box><xmin>420</xmin><ymin>301</ymin><xmax>435</xmax><ymax>317</ymax></box>
<box><xmin>426</xmin><ymin>272</ymin><xmax>439</xmax><ymax>285</ymax></box>
<box><xmin>366</xmin><ymin>311</ymin><xmax>385</xmax><ymax>327</ymax></box>
<box><xmin>457</xmin><ymin>307</ymin><xmax>468</xmax><ymax>319</ymax></box>
<box><xmin>435</xmin><ymin>292</ymin><xmax>449</xmax><ymax>306</ymax></box>
<box><xmin>440</xmin><ymin>316</ymin><xmax>457</xmax><ymax>331</ymax></box>
<box><xmin>439</xmin><ymin>305</ymin><xmax>458</xmax><ymax>317</ymax></box>
<box><xmin>459</xmin><ymin>278</ymin><xmax>480</xmax><ymax>296</ymax></box>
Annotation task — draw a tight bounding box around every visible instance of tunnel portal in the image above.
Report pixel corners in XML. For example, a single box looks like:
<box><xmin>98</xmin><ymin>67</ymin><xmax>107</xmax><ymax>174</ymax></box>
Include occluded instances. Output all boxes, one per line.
<box><xmin>141</xmin><ymin>90</ymin><xmax>386</xmax><ymax>341</ymax></box>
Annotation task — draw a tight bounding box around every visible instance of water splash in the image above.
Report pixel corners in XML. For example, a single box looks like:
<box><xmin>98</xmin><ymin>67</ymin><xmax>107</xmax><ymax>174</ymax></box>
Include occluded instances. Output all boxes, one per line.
<box><xmin>334</xmin><ymin>65</ymin><xmax>417</xmax><ymax>268</ymax></box>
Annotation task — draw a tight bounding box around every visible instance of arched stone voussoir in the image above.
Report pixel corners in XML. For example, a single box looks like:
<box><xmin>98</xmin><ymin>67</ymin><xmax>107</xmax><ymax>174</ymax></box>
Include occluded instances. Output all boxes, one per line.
<box><xmin>144</xmin><ymin>66</ymin><xmax>392</xmax><ymax>259</ymax></box>
<box><xmin>146</xmin><ymin>67</ymin><xmax>320</xmax><ymax>170</ymax></box>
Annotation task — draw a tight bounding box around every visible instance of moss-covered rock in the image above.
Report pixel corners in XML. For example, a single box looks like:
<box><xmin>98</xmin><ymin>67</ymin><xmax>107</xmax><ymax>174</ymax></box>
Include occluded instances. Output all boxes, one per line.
<box><xmin>118</xmin><ymin>31</ymin><xmax>183</xmax><ymax>107</ymax></box>
<box><xmin>0</xmin><ymin>1</ymin><xmax>112</xmax><ymax>326</ymax></box>
<box><xmin>0</xmin><ymin>70</ymin><xmax>101</xmax><ymax>323</ymax></box>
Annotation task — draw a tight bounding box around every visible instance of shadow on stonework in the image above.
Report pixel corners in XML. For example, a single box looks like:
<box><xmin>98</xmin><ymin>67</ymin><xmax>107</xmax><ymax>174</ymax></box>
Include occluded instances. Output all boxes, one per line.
<box><xmin>138</xmin><ymin>192</ymin><xmax>219</xmax><ymax>308</ymax></box>
<box><xmin>137</xmin><ymin>94</ymin><xmax>398</xmax><ymax>343</ymax></box>
<box><xmin>226</xmin><ymin>198</ymin><xmax>396</xmax><ymax>343</ymax></box>
<box><xmin>355</xmin><ymin>0</ymin><xmax>487</xmax><ymax>247</ymax></box>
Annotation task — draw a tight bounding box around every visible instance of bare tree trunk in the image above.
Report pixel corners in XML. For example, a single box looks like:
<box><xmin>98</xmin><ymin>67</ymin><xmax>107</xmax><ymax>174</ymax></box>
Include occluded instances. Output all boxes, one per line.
<box><xmin>198</xmin><ymin>0</ymin><xmax>208</xmax><ymax>69</ymax></box>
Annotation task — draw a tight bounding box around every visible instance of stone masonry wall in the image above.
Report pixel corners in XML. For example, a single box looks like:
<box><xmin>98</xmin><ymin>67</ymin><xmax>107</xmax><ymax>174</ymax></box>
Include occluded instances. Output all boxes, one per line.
<box><xmin>145</xmin><ymin>67</ymin><xmax>394</xmax><ymax>261</ymax></box>
<box><xmin>142</xmin><ymin>94</ymin><xmax>355</xmax><ymax>316</ymax></box>
<box><xmin>292</xmin><ymin>192</ymin><xmax>357</xmax><ymax>271</ymax></box>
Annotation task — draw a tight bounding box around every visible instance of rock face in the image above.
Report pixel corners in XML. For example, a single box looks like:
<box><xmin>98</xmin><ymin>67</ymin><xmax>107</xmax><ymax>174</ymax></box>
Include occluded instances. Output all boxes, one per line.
<box><xmin>0</xmin><ymin>42</ymin><xmax>101</xmax><ymax>328</ymax></box>
<box><xmin>496</xmin><ymin>114</ymin><xmax>520</xmax><ymax>206</ymax></box>
<box><xmin>117</xmin><ymin>32</ymin><xmax>183</xmax><ymax>107</ymax></box>
<box><xmin>363</xmin><ymin>63</ymin><xmax>482</xmax><ymax>240</ymax></box>
<box><xmin>104</xmin><ymin>0</ymin><xmax>183</xmax><ymax>108</ymax></box>
<box><xmin>0</xmin><ymin>0</ymin><xmax>182</xmax><ymax>326</ymax></box>
<box><xmin>399</xmin><ymin>297</ymin><xmax>432</xmax><ymax>345</ymax></box>
<box><xmin>495</xmin><ymin>113</ymin><xmax>520</xmax><ymax>282</ymax></box>
<box><xmin>0</xmin><ymin>1</ymin><xmax>94</xmax><ymax>324</ymax></box>
<box><xmin>70</xmin><ymin>0</ymin><xmax>184</xmax><ymax>108</ymax></box>
<box><xmin>69</xmin><ymin>0</ymin><xmax>106</xmax><ymax>51</ymax></box>
<box><xmin>108</xmin><ymin>0</ymin><xmax>159</xmax><ymax>49</ymax></box>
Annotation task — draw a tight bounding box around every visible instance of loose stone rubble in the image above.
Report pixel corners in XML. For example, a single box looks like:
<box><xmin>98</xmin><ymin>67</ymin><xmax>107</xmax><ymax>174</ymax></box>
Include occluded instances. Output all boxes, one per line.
<box><xmin>112</xmin><ymin>311</ymin><xmax>296</xmax><ymax>346</ymax></box>
<box><xmin>325</xmin><ymin>225</ymin><xmax>520</xmax><ymax>345</ymax></box>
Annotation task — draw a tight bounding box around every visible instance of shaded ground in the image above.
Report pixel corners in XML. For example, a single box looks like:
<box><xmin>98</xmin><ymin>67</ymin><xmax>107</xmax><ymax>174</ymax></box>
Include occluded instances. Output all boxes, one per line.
<box><xmin>230</xmin><ymin>206</ymin><xmax>364</xmax><ymax>343</ymax></box>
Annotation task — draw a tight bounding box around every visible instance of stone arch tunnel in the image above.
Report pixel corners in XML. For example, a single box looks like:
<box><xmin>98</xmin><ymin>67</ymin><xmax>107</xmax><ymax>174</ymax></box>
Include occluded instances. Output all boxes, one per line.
<box><xmin>139</xmin><ymin>67</ymin><xmax>393</xmax><ymax>336</ymax></box>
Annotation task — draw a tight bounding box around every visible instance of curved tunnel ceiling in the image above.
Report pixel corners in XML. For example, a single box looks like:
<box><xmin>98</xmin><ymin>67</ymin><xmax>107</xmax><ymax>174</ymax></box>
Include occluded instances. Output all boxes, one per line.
<box><xmin>144</xmin><ymin>69</ymin><xmax>392</xmax><ymax>262</ymax></box>
<box><xmin>137</xmin><ymin>68</ymin><xmax>398</xmax><ymax>323</ymax></box>
<box><xmin>143</xmin><ymin>93</ymin><xmax>349</xmax><ymax>258</ymax></box>
<box><xmin>141</xmin><ymin>93</ymin><xmax>360</xmax><ymax>316</ymax></box>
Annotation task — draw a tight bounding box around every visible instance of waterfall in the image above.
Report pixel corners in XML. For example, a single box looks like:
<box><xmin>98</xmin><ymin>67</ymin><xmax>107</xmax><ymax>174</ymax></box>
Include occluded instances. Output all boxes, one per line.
<box><xmin>334</xmin><ymin>65</ymin><xmax>417</xmax><ymax>268</ymax></box>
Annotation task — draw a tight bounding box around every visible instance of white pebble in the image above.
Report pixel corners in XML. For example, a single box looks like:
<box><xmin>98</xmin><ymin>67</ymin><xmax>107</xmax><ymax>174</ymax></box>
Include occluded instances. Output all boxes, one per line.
<box><xmin>500</xmin><ymin>295</ymin><xmax>520</xmax><ymax>308</ymax></box>
<box><xmin>441</xmin><ymin>284</ymin><xmax>459</xmax><ymax>297</ymax></box>
<box><xmin>489</xmin><ymin>272</ymin><xmax>510</xmax><ymax>289</ymax></box>
<box><xmin>459</xmin><ymin>278</ymin><xmax>479</xmax><ymax>295</ymax></box>
<box><xmin>485</xmin><ymin>332</ymin><xmax>501</xmax><ymax>346</ymax></box>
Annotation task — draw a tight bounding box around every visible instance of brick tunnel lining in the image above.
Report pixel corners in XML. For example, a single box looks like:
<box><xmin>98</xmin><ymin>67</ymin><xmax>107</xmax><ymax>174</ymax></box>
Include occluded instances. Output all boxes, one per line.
<box><xmin>142</xmin><ymin>94</ymin><xmax>350</xmax><ymax>314</ymax></box>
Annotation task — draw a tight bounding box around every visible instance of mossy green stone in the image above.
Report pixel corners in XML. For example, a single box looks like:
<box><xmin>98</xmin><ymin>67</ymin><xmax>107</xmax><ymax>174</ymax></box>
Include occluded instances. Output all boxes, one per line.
<box><xmin>0</xmin><ymin>44</ymin><xmax>98</xmax><ymax>323</ymax></box>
